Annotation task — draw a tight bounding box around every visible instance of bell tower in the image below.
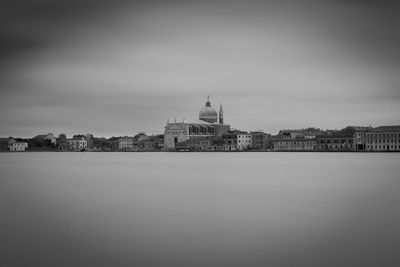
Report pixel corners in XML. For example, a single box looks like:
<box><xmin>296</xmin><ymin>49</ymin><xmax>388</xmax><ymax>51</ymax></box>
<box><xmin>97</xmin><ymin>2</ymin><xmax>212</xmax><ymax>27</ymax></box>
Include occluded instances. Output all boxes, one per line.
<box><xmin>219</xmin><ymin>104</ymin><xmax>224</xmax><ymax>124</ymax></box>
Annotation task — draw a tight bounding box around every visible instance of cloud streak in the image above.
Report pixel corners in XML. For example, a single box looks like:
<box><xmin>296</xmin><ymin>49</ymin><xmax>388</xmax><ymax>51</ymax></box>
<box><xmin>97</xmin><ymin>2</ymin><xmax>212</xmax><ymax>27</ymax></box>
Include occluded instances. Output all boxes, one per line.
<box><xmin>1</xmin><ymin>0</ymin><xmax>400</xmax><ymax>136</ymax></box>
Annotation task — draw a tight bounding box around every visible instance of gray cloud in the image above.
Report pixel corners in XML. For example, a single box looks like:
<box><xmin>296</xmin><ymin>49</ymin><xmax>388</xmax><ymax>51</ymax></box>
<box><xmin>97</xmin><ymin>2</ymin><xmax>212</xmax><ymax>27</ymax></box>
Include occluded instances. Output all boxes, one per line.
<box><xmin>1</xmin><ymin>0</ymin><xmax>400</xmax><ymax>137</ymax></box>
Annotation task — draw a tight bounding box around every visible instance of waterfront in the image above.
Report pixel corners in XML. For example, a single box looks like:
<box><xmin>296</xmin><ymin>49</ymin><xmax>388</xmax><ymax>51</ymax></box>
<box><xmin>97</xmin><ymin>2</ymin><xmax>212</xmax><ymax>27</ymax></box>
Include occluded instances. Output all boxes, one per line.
<box><xmin>1</xmin><ymin>153</ymin><xmax>400</xmax><ymax>266</ymax></box>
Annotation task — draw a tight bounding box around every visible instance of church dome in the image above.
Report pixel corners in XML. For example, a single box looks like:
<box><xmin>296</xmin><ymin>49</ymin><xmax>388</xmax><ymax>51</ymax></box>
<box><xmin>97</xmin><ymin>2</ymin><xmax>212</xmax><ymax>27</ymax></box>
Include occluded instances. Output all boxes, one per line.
<box><xmin>199</xmin><ymin>96</ymin><xmax>218</xmax><ymax>123</ymax></box>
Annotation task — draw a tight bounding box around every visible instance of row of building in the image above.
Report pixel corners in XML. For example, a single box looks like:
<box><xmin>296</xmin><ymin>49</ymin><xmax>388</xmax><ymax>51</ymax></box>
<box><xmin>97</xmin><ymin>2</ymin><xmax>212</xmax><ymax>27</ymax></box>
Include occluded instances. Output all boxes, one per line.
<box><xmin>59</xmin><ymin>133</ymin><xmax>165</xmax><ymax>152</ymax></box>
<box><xmin>271</xmin><ymin>126</ymin><xmax>400</xmax><ymax>152</ymax></box>
<box><xmin>173</xmin><ymin>131</ymin><xmax>271</xmax><ymax>151</ymax></box>
<box><xmin>0</xmin><ymin>138</ymin><xmax>29</xmax><ymax>151</ymax></box>
<box><xmin>0</xmin><ymin>133</ymin><xmax>165</xmax><ymax>152</ymax></box>
<box><xmin>163</xmin><ymin>96</ymin><xmax>400</xmax><ymax>152</ymax></box>
<box><xmin>1</xmin><ymin>96</ymin><xmax>399</xmax><ymax>152</ymax></box>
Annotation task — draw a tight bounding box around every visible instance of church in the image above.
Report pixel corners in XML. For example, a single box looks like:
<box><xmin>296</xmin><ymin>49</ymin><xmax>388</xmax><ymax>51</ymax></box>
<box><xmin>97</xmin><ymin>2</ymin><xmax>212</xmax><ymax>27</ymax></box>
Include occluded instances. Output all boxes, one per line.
<box><xmin>164</xmin><ymin>96</ymin><xmax>230</xmax><ymax>149</ymax></box>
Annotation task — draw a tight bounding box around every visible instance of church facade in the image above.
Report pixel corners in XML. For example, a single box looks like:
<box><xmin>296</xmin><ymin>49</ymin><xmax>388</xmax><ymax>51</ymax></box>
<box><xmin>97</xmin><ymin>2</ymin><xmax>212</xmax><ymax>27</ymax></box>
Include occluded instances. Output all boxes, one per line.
<box><xmin>164</xmin><ymin>96</ymin><xmax>230</xmax><ymax>149</ymax></box>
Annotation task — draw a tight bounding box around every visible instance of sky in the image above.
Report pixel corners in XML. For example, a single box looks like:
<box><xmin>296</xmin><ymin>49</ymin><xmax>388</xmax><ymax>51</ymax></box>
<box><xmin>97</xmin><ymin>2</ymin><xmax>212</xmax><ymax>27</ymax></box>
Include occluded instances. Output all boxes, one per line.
<box><xmin>1</xmin><ymin>0</ymin><xmax>400</xmax><ymax>137</ymax></box>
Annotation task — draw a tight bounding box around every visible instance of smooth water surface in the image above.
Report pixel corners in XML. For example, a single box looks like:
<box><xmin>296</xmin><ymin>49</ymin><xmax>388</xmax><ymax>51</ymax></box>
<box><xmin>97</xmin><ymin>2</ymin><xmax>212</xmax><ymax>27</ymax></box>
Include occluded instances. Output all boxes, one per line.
<box><xmin>1</xmin><ymin>152</ymin><xmax>400</xmax><ymax>266</ymax></box>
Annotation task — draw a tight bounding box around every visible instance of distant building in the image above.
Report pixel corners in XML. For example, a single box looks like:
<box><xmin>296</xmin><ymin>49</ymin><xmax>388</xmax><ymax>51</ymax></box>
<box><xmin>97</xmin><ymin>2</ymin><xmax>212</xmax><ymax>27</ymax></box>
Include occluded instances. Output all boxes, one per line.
<box><xmin>8</xmin><ymin>139</ymin><xmax>28</xmax><ymax>151</ymax></box>
<box><xmin>315</xmin><ymin>126</ymin><xmax>370</xmax><ymax>151</ymax></box>
<box><xmin>134</xmin><ymin>133</ymin><xmax>150</xmax><ymax>142</ymax></box>
<box><xmin>138</xmin><ymin>139</ymin><xmax>157</xmax><ymax>151</ymax></box>
<box><xmin>33</xmin><ymin>133</ymin><xmax>57</xmax><ymax>144</ymax></box>
<box><xmin>66</xmin><ymin>137</ymin><xmax>87</xmax><ymax>151</ymax></box>
<box><xmin>264</xmin><ymin>134</ymin><xmax>273</xmax><ymax>150</ymax></box>
<box><xmin>0</xmin><ymin>138</ymin><xmax>9</xmax><ymax>151</ymax></box>
<box><xmin>315</xmin><ymin>136</ymin><xmax>353</xmax><ymax>151</ymax></box>
<box><xmin>250</xmin><ymin>131</ymin><xmax>266</xmax><ymax>150</ymax></box>
<box><xmin>85</xmin><ymin>134</ymin><xmax>94</xmax><ymax>150</ymax></box>
<box><xmin>58</xmin><ymin>142</ymin><xmax>68</xmax><ymax>152</ymax></box>
<box><xmin>118</xmin><ymin>136</ymin><xmax>134</xmax><ymax>151</ymax></box>
<box><xmin>154</xmin><ymin>135</ymin><xmax>164</xmax><ymax>150</ymax></box>
<box><xmin>175</xmin><ymin>137</ymin><xmax>213</xmax><ymax>151</ymax></box>
<box><xmin>365</xmin><ymin>125</ymin><xmax>400</xmax><ymax>151</ymax></box>
<box><xmin>272</xmin><ymin>138</ymin><xmax>316</xmax><ymax>151</ymax></box>
<box><xmin>278</xmin><ymin>128</ymin><xmax>322</xmax><ymax>139</ymax></box>
<box><xmin>164</xmin><ymin>96</ymin><xmax>230</xmax><ymax>149</ymax></box>
<box><xmin>175</xmin><ymin>136</ymin><xmax>228</xmax><ymax>151</ymax></box>
<box><xmin>92</xmin><ymin>137</ymin><xmax>111</xmax><ymax>151</ymax></box>
<box><xmin>237</xmin><ymin>132</ymin><xmax>252</xmax><ymax>150</ymax></box>
<box><xmin>221</xmin><ymin>132</ymin><xmax>238</xmax><ymax>151</ymax></box>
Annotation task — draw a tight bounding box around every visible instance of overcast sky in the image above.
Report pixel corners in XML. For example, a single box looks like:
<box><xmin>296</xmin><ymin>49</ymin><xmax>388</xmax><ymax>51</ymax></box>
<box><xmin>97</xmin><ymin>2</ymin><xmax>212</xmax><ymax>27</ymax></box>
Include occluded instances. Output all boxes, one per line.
<box><xmin>1</xmin><ymin>0</ymin><xmax>399</xmax><ymax>137</ymax></box>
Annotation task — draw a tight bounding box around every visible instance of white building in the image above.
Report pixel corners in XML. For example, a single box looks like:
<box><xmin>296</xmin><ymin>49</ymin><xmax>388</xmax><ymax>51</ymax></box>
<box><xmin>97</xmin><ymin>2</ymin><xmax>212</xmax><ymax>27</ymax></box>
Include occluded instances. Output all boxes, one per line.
<box><xmin>66</xmin><ymin>138</ymin><xmax>87</xmax><ymax>151</ymax></box>
<box><xmin>365</xmin><ymin>125</ymin><xmax>400</xmax><ymax>151</ymax></box>
<box><xmin>8</xmin><ymin>139</ymin><xmax>28</xmax><ymax>151</ymax></box>
<box><xmin>118</xmin><ymin>137</ymin><xmax>134</xmax><ymax>151</ymax></box>
<box><xmin>237</xmin><ymin>133</ymin><xmax>252</xmax><ymax>150</ymax></box>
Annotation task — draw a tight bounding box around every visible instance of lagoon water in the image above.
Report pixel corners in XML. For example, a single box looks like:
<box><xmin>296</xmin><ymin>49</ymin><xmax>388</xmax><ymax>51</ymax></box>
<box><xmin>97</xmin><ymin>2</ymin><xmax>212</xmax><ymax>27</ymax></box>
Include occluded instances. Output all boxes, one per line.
<box><xmin>1</xmin><ymin>152</ymin><xmax>400</xmax><ymax>266</ymax></box>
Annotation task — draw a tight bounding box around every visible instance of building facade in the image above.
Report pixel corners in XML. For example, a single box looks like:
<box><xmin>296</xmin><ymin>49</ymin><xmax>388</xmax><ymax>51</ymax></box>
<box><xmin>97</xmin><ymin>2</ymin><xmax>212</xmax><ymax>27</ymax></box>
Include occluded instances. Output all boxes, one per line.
<box><xmin>365</xmin><ymin>126</ymin><xmax>400</xmax><ymax>151</ymax></box>
<box><xmin>237</xmin><ymin>133</ymin><xmax>252</xmax><ymax>150</ymax></box>
<box><xmin>66</xmin><ymin>138</ymin><xmax>87</xmax><ymax>151</ymax></box>
<box><xmin>273</xmin><ymin>138</ymin><xmax>316</xmax><ymax>151</ymax></box>
<box><xmin>0</xmin><ymin>138</ymin><xmax>9</xmax><ymax>151</ymax></box>
<box><xmin>118</xmin><ymin>137</ymin><xmax>134</xmax><ymax>151</ymax></box>
<box><xmin>8</xmin><ymin>139</ymin><xmax>28</xmax><ymax>151</ymax></box>
<box><xmin>250</xmin><ymin>131</ymin><xmax>266</xmax><ymax>150</ymax></box>
<box><xmin>33</xmin><ymin>133</ymin><xmax>57</xmax><ymax>145</ymax></box>
<box><xmin>315</xmin><ymin>136</ymin><xmax>353</xmax><ymax>151</ymax></box>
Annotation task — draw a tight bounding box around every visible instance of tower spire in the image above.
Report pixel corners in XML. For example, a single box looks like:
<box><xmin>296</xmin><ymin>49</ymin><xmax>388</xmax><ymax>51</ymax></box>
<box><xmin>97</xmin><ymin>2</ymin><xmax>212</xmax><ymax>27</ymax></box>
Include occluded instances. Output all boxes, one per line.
<box><xmin>219</xmin><ymin>103</ymin><xmax>224</xmax><ymax>124</ymax></box>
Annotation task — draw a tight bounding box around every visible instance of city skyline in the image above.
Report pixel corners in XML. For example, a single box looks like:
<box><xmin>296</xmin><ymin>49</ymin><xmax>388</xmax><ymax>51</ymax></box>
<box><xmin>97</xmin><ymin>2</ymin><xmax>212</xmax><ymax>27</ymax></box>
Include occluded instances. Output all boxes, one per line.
<box><xmin>1</xmin><ymin>0</ymin><xmax>400</xmax><ymax>137</ymax></box>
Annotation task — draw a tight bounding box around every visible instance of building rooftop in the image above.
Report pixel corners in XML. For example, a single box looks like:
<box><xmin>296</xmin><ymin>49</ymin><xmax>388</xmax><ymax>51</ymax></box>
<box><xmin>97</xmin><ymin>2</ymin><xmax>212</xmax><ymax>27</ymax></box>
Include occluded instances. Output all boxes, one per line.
<box><xmin>372</xmin><ymin>125</ymin><xmax>400</xmax><ymax>132</ymax></box>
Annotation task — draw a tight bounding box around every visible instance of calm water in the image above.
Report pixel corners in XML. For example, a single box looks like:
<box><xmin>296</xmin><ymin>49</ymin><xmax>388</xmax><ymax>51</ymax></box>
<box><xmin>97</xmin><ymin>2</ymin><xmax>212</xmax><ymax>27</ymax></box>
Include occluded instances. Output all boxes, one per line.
<box><xmin>1</xmin><ymin>152</ymin><xmax>400</xmax><ymax>267</ymax></box>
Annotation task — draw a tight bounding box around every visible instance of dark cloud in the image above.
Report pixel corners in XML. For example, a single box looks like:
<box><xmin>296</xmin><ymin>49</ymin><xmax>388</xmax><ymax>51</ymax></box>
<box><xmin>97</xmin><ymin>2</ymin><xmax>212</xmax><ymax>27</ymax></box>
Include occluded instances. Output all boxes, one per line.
<box><xmin>1</xmin><ymin>0</ymin><xmax>400</xmax><ymax>136</ymax></box>
<box><xmin>0</xmin><ymin>0</ymin><xmax>133</xmax><ymax>61</ymax></box>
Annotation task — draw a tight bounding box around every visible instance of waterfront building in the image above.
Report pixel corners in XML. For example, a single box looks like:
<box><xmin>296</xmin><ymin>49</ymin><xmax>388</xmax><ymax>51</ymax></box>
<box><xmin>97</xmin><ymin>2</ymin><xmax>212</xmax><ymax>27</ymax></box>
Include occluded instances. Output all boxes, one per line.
<box><xmin>278</xmin><ymin>128</ymin><xmax>322</xmax><ymax>139</ymax></box>
<box><xmin>92</xmin><ymin>137</ymin><xmax>111</xmax><ymax>151</ymax></box>
<box><xmin>154</xmin><ymin>135</ymin><xmax>164</xmax><ymax>150</ymax></box>
<box><xmin>8</xmin><ymin>139</ymin><xmax>28</xmax><ymax>151</ymax></box>
<box><xmin>0</xmin><ymin>138</ymin><xmax>9</xmax><ymax>151</ymax></box>
<box><xmin>138</xmin><ymin>138</ymin><xmax>157</xmax><ymax>151</ymax></box>
<box><xmin>264</xmin><ymin>134</ymin><xmax>273</xmax><ymax>150</ymax></box>
<box><xmin>365</xmin><ymin>125</ymin><xmax>400</xmax><ymax>151</ymax></box>
<box><xmin>315</xmin><ymin>136</ymin><xmax>353</xmax><ymax>151</ymax></box>
<box><xmin>221</xmin><ymin>132</ymin><xmax>238</xmax><ymax>151</ymax></box>
<box><xmin>175</xmin><ymin>137</ymin><xmax>213</xmax><ymax>151</ymax></box>
<box><xmin>352</xmin><ymin>126</ymin><xmax>371</xmax><ymax>151</ymax></box>
<box><xmin>314</xmin><ymin>126</ymin><xmax>372</xmax><ymax>151</ymax></box>
<box><xmin>33</xmin><ymin>133</ymin><xmax>57</xmax><ymax>144</ymax></box>
<box><xmin>272</xmin><ymin>138</ymin><xmax>316</xmax><ymax>151</ymax></box>
<box><xmin>164</xmin><ymin>96</ymin><xmax>230</xmax><ymax>149</ymax></box>
<box><xmin>271</xmin><ymin>127</ymin><xmax>322</xmax><ymax>151</ymax></box>
<box><xmin>250</xmin><ymin>131</ymin><xmax>266</xmax><ymax>150</ymax></box>
<box><xmin>315</xmin><ymin>130</ymin><xmax>354</xmax><ymax>151</ymax></box>
<box><xmin>175</xmin><ymin>136</ymin><xmax>227</xmax><ymax>151</ymax></box>
<box><xmin>118</xmin><ymin>136</ymin><xmax>134</xmax><ymax>151</ymax></box>
<box><xmin>134</xmin><ymin>133</ymin><xmax>150</xmax><ymax>142</ymax></box>
<box><xmin>66</xmin><ymin>137</ymin><xmax>87</xmax><ymax>151</ymax></box>
<box><xmin>85</xmin><ymin>134</ymin><xmax>94</xmax><ymax>150</ymax></box>
<box><xmin>58</xmin><ymin>142</ymin><xmax>68</xmax><ymax>152</ymax></box>
<box><xmin>237</xmin><ymin>132</ymin><xmax>252</xmax><ymax>150</ymax></box>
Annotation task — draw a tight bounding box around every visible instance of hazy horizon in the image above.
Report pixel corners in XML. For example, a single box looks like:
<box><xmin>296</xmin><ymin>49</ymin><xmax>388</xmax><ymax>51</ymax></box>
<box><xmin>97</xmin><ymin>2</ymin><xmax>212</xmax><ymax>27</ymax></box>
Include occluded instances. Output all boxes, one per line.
<box><xmin>1</xmin><ymin>0</ymin><xmax>400</xmax><ymax>137</ymax></box>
